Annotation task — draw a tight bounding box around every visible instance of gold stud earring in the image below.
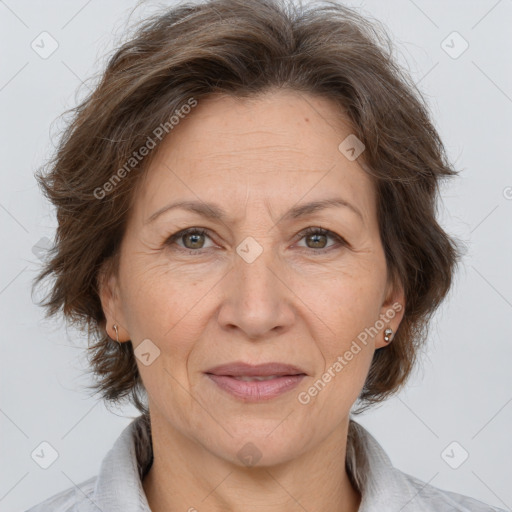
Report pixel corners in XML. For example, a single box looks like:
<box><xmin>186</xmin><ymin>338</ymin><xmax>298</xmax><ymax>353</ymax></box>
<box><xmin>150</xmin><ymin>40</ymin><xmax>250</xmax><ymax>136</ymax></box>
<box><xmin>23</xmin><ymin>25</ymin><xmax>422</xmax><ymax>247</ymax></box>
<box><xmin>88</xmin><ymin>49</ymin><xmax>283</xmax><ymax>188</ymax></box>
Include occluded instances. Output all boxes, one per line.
<box><xmin>383</xmin><ymin>328</ymin><xmax>393</xmax><ymax>343</ymax></box>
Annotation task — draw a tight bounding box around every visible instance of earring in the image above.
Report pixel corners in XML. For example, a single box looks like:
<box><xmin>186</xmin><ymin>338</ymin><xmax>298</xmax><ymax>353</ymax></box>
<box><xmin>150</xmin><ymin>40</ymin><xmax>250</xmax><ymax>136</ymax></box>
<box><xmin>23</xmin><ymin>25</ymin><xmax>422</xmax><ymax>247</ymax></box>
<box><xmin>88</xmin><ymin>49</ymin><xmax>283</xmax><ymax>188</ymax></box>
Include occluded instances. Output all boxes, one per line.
<box><xmin>113</xmin><ymin>324</ymin><xmax>121</xmax><ymax>344</ymax></box>
<box><xmin>383</xmin><ymin>328</ymin><xmax>393</xmax><ymax>343</ymax></box>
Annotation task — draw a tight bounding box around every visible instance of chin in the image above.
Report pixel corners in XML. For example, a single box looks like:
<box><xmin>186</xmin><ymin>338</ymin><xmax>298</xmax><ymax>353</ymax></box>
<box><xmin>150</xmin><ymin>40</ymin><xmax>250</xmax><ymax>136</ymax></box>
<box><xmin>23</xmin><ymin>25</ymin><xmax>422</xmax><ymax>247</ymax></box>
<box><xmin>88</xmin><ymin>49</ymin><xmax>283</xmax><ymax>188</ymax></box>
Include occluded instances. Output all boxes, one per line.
<box><xmin>206</xmin><ymin>428</ymin><xmax>309</xmax><ymax>469</ymax></box>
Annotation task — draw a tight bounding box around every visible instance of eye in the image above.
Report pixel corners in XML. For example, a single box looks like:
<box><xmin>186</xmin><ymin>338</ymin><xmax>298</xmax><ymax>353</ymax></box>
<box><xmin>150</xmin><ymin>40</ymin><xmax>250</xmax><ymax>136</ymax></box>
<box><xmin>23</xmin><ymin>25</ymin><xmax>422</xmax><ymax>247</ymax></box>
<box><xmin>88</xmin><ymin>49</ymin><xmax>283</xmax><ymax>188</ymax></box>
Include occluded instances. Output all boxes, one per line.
<box><xmin>164</xmin><ymin>226</ymin><xmax>347</xmax><ymax>255</ymax></box>
<box><xmin>165</xmin><ymin>228</ymin><xmax>215</xmax><ymax>252</ymax></box>
<box><xmin>295</xmin><ymin>227</ymin><xmax>347</xmax><ymax>252</ymax></box>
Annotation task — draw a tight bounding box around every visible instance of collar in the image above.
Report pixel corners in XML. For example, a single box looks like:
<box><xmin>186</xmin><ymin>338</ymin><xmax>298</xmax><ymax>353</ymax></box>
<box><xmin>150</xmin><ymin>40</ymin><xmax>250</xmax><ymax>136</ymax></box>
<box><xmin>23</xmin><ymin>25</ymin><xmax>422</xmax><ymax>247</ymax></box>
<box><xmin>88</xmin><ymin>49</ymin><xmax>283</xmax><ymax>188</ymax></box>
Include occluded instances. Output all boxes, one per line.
<box><xmin>91</xmin><ymin>414</ymin><xmax>471</xmax><ymax>512</ymax></box>
<box><xmin>93</xmin><ymin>414</ymin><xmax>153</xmax><ymax>511</ymax></box>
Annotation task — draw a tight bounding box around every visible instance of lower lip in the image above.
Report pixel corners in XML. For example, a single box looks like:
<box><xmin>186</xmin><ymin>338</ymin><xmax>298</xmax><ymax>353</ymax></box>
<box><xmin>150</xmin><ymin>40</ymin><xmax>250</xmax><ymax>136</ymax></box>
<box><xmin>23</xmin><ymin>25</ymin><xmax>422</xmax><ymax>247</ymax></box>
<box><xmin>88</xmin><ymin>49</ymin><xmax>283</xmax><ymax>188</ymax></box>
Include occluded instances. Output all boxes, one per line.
<box><xmin>206</xmin><ymin>374</ymin><xmax>306</xmax><ymax>401</ymax></box>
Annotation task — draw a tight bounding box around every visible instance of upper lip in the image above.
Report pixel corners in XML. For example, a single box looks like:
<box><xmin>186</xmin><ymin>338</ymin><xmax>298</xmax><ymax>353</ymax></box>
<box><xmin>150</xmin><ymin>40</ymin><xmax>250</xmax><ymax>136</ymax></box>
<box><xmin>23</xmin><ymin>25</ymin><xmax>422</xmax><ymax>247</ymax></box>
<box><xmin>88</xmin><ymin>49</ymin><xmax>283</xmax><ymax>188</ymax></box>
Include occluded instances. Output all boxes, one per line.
<box><xmin>205</xmin><ymin>361</ymin><xmax>307</xmax><ymax>377</ymax></box>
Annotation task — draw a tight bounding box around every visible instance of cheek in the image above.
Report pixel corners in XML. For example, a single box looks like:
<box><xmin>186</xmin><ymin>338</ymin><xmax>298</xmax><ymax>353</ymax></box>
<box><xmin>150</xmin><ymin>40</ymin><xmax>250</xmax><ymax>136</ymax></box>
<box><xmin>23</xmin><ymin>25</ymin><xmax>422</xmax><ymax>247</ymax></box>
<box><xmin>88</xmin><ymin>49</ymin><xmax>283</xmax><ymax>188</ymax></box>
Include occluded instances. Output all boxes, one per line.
<box><xmin>119</xmin><ymin>255</ymin><xmax>212</xmax><ymax>339</ymax></box>
<box><xmin>298</xmin><ymin>265</ymin><xmax>386</xmax><ymax>349</ymax></box>
<box><xmin>297</xmin><ymin>340</ymin><xmax>374</xmax><ymax>441</ymax></box>
<box><xmin>123</xmin><ymin>271</ymin><xmax>206</xmax><ymax>408</ymax></box>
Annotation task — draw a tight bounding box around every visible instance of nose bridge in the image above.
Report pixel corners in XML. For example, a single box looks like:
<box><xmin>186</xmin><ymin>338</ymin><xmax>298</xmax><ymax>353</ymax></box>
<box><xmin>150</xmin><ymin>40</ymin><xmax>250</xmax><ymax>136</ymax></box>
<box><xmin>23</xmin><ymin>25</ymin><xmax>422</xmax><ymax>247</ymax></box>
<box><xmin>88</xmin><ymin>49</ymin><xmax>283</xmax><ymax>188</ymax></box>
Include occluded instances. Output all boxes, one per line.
<box><xmin>236</xmin><ymin>233</ymin><xmax>277</xmax><ymax>297</ymax></box>
<box><xmin>218</xmin><ymin>232</ymin><xmax>293</xmax><ymax>338</ymax></box>
<box><xmin>232</xmin><ymin>199</ymin><xmax>280</xmax><ymax>292</ymax></box>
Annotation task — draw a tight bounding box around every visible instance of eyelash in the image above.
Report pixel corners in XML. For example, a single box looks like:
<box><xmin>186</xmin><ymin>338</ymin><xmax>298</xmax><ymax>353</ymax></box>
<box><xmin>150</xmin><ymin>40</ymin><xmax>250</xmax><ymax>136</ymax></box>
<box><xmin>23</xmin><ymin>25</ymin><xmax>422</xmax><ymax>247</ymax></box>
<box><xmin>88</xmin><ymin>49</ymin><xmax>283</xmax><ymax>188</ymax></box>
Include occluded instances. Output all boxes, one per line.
<box><xmin>164</xmin><ymin>226</ymin><xmax>348</xmax><ymax>255</ymax></box>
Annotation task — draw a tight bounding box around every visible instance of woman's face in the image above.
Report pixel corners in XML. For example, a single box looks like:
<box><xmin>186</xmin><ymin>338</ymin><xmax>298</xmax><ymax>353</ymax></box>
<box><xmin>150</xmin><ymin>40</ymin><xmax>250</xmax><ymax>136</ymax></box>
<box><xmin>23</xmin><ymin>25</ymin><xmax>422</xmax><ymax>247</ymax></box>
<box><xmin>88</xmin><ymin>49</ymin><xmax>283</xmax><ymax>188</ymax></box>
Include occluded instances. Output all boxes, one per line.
<box><xmin>101</xmin><ymin>90</ymin><xmax>404</xmax><ymax>466</ymax></box>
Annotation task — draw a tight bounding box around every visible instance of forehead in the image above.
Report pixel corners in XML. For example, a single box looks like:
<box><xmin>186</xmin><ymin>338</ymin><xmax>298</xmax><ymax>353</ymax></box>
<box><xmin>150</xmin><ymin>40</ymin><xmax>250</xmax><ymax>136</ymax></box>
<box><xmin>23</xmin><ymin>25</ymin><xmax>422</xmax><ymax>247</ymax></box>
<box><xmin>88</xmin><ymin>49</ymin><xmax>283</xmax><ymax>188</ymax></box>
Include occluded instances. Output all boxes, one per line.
<box><xmin>132</xmin><ymin>90</ymin><xmax>376</xmax><ymax>225</ymax></box>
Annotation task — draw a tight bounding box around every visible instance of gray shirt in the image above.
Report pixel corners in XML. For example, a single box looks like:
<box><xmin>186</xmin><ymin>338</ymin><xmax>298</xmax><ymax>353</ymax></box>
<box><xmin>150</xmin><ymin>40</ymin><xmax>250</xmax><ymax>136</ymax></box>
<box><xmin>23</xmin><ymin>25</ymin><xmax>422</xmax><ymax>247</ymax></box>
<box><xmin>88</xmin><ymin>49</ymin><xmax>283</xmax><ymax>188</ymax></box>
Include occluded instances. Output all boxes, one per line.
<box><xmin>25</xmin><ymin>414</ymin><xmax>505</xmax><ymax>511</ymax></box>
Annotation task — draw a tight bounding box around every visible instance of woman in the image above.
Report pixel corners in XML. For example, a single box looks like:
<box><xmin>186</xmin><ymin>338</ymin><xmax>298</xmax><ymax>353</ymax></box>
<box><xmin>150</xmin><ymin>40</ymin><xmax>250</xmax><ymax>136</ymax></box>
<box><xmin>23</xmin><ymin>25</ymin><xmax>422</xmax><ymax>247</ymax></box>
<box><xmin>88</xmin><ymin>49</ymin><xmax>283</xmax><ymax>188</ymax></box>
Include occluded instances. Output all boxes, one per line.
<box><xmin>28</xmin><ymin>0</ymin><xmax>504</xmax><ymax>510</ymax></box>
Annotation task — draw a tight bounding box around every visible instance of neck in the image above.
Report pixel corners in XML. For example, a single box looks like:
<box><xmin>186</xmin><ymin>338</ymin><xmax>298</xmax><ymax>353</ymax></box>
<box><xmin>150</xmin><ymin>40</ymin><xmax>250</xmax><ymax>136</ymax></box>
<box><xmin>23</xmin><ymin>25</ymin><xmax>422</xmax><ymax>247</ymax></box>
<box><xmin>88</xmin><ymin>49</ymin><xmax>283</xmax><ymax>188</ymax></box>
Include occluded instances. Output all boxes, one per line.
<box><xmin>142</xmin><ymin>413</ymin><xmax>361</xmax><ymax>512</ymax></box>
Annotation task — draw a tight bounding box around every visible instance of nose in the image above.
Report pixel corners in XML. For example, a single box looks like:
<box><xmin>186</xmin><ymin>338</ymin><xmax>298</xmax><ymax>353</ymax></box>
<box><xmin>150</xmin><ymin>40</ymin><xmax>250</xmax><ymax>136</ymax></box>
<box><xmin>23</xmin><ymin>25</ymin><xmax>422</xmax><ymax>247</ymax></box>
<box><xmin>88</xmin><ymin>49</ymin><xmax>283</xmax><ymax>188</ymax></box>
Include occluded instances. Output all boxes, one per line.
<box><xmin>216</xmin><ymin>238</ymin><xmax>295</xmax><ymax>340</ymax></box>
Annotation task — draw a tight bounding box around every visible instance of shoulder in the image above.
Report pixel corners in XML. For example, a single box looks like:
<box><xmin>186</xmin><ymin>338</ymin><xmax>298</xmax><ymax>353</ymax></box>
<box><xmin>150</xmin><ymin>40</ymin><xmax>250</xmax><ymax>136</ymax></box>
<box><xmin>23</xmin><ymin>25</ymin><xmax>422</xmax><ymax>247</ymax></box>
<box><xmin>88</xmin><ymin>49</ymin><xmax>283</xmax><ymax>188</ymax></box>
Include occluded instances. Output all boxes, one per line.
<box><xmin>24</xmin><ymin>476</ymin><xmax>97</xmax><ymax>512</ymax></box>
<box><xmin>397</xmin><ymin>469</ymin><xmax>507</xmax><ymax>512</ymax></box>
<box><xmin>348</xmin><ymin>419</ymin><xmax>505</xmax><ymax>512</ymax></box>
<box><xmin>25</xmin><ymin>415</ymin><xmax>152</xmax><ymax>512</ymax></box>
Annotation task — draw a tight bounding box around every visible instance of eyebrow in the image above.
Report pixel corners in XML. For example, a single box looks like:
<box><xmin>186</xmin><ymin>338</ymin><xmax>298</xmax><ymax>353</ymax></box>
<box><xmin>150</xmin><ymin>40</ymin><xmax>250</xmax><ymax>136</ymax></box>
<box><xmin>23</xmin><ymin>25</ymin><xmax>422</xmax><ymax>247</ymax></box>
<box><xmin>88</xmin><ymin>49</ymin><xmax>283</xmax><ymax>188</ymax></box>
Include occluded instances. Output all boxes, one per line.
<box><xmin>146</xmin><ymin>197</ymin><xmax>363</xmax><ymax>225</ymax></box>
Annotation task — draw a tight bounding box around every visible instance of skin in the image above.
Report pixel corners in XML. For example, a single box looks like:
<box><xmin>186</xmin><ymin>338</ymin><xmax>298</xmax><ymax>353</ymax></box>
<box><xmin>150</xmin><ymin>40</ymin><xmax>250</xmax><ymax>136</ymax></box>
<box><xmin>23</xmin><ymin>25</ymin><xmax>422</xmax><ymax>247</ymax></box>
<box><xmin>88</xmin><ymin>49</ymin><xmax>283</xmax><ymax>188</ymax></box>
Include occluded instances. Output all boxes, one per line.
<box><xmin>99</xmin><ymin>89</ymin><xmax>405</xmax><ymax>512</ymax></box>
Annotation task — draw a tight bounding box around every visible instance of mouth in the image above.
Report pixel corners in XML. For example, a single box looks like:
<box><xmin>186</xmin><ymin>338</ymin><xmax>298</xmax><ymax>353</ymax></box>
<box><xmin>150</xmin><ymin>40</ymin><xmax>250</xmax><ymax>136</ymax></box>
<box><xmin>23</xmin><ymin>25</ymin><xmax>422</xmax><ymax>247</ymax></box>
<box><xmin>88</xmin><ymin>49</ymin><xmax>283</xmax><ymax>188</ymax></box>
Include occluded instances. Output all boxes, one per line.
<box><xmin>225</xmin><ymin>375</ymin><xmax>298</xmax><ymax>382</ymax></box>
<box><xmin>204</xmin><ymin>362</ymin><xmax>307</xmax><ymax>401</ymax></box>
<box><xmin>205</xmin><ymin>361</ymin><xmax>308</xmax><ymax>377</ymax></box>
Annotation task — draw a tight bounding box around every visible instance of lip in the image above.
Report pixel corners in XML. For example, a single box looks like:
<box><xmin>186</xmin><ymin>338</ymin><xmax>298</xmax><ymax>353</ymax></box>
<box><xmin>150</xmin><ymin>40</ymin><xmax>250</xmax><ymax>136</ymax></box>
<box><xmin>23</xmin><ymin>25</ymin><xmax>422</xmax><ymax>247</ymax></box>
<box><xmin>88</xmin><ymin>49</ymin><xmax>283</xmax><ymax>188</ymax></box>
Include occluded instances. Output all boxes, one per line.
<box><xmin>206</xmin><ymin>374</ymin><xmax>306</xmax><ymax>401</ymax></box>
<box><xmin>205</xmin><ymin>361</ymin><xmax>307</xmax><ymax>377</ymax></box>
<box><xmin>204</xmin><ymin>362</ymin><xmax>307</xmax><ymax>402</ymax></box>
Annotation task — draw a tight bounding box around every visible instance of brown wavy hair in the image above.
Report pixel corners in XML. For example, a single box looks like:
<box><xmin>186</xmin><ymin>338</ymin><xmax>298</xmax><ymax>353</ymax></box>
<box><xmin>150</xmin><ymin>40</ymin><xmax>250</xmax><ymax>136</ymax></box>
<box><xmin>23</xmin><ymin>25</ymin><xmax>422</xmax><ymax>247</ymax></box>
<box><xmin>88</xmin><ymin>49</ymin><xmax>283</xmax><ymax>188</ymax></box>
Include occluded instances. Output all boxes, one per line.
<box><xmin>32</xmin><ymin>0</ymin><xmax>464</xmax><ymax>417</ymax></box>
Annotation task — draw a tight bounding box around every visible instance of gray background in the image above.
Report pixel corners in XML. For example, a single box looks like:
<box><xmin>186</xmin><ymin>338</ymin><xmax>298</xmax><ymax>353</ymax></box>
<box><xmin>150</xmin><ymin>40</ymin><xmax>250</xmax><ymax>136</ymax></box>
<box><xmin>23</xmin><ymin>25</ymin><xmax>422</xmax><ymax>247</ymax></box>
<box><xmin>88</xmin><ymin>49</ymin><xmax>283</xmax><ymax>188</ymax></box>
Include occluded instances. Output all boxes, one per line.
<box><xmin>0</xmin><ymin>0</ymin><xmax>511</xmax><ymax>510</ymax></box>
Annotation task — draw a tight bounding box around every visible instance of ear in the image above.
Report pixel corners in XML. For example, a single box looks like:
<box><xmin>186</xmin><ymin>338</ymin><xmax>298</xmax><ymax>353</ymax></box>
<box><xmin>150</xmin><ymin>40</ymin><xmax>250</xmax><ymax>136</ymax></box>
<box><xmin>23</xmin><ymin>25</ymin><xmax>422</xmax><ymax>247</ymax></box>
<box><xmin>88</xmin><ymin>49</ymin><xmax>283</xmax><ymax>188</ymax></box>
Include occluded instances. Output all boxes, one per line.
<box><xmin>375</xmin><ymin>276</ymin><xmax>406</xmax><ymax>349</ymax></box>
<box><xmin>97</xmin><ymin>257</ymin><xmax>129</xmax><ymax>343</ymax></box>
